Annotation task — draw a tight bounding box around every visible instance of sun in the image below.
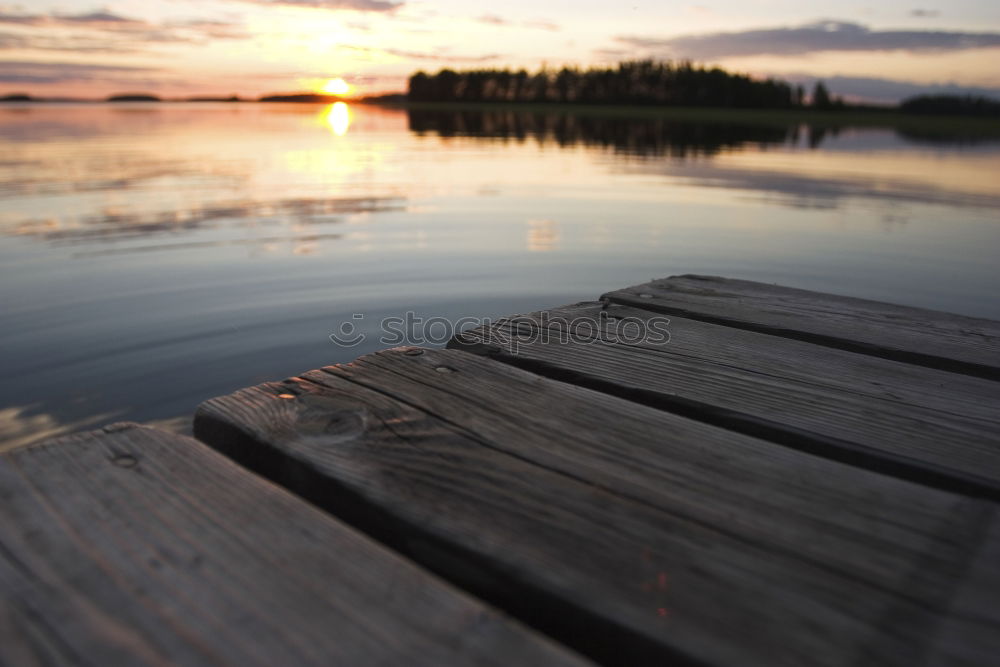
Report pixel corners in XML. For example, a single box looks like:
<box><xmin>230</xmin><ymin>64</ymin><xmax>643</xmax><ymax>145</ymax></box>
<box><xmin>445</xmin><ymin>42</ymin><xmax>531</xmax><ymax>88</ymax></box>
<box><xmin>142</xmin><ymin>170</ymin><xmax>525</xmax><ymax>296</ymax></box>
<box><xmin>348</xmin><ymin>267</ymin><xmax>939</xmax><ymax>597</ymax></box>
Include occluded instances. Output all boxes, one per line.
<box><xmin>321</xmin><ymin>78</ymin><xmax>351</xmax><ymax>95</ymax></box>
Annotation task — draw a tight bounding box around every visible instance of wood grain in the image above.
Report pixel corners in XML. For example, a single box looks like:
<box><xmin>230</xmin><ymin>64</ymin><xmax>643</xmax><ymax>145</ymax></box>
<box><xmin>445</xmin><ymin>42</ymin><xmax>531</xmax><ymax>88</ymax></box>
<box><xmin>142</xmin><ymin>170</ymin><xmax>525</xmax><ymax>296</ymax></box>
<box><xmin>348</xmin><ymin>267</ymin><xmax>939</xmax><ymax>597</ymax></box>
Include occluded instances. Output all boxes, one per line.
<box><xmin>603</xmin><ymin>275</ymin><xmax>1000</xmax><ymax>379</ymax></box>
<box><xmin>0</xmin><ymin>423</ymin><xmax>587</xmax><ymax>667</ymax></box>
<box><xmin>195</xmin><ymin>348</ymin><xmax>1000</xmax><ymax>667</ymax></box>
<box><xmin>451</xmin><ymin>301</ymin><xmax>1000</xmax><ymax>498</ymax></box>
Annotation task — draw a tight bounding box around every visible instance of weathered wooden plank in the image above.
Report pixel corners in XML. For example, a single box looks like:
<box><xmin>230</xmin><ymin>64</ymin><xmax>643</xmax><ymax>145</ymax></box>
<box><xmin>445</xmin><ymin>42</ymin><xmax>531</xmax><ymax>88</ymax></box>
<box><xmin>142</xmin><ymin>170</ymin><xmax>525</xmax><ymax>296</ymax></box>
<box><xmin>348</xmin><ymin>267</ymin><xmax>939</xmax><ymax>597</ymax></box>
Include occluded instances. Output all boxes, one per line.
<box><xmin>451</xmin><ymin>301</ymin><xmax>1000</xmax><ymax>498</ymax></box>
<box><xmin>195</xmin><ymin>348</ymin><xmax>1000</xmax><ymax>667</ymax></box>
<box><xmin>0</xmin><ymin>423</ymin><xmax>587</xmax><ymax>667</ymax></box>
<box><xmin>603</xmin><ymin>275</ymin><xmax>1000</xmax><ymax>379</ymax></box>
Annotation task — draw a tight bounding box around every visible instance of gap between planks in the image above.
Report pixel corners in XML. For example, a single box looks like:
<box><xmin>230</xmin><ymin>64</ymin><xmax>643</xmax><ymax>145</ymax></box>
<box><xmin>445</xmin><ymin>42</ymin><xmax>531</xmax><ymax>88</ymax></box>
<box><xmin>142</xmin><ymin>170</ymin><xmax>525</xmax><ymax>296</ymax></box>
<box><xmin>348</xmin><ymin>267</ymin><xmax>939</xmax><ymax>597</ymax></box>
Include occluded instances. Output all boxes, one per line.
<box><xmin>603</xmin><ymin>275</ymin><xmax>1000</xmax><ymax>381</ymax></box>
<box><xmin>449</xmin><ymin>301</ymin><xmax>1000</xmax><ymax>500</ymax></box>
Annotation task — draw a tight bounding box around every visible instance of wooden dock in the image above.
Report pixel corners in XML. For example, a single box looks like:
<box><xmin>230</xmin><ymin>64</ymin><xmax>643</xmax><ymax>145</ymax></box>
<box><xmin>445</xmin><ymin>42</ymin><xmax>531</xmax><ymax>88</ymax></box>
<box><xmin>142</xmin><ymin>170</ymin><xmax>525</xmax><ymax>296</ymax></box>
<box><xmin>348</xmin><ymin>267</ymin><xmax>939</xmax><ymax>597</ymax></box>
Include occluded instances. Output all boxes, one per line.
<box><xmin>3</xmin><ymin>275</ymin><xmax>999</xmax><ymax>666</ymax></box>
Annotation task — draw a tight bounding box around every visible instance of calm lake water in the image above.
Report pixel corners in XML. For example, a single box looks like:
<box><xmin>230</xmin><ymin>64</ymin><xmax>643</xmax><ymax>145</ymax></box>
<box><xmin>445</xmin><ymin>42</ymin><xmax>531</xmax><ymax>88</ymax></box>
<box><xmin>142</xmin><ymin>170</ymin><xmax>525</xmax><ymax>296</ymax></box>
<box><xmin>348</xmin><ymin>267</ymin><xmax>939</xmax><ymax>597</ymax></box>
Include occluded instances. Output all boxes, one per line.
<box><xmin>2</xmin><ymin>101</ymin><xmax>999</xmax><ymax>446</ymax></box>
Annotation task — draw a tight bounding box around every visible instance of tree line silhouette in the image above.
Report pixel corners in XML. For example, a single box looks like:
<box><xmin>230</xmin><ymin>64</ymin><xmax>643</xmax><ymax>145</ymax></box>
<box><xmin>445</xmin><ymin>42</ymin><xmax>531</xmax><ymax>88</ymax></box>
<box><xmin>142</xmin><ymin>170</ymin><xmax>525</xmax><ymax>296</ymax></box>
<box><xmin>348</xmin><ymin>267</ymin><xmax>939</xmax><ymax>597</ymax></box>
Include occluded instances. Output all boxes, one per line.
<box><xmin>408</xmin><ymin>61</ymin><xmax>827</xmax><ymax>109</ymax></box>
<box><xmin>406</xmin><ymin>62</ymin><xmax>997</xmax><ymax>117</ymax></box>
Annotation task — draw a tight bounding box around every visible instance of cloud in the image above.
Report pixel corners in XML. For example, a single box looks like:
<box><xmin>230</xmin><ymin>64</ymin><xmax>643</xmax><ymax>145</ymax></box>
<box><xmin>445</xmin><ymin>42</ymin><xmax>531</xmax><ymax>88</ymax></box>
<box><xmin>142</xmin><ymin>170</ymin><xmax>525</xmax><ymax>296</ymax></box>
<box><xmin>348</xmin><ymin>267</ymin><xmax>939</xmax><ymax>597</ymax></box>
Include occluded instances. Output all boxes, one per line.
<box><xmin>226</xmin><ymin>0</ymin><xmax>402</xmax><ymax>11</ymax></box>
<box><xmin>477</xmin><ymin>14</ymin><xmax>507</xmax><ymax>25</ymax></box>
<box><xmin>383</xmin><ymin>47</ymin><xmax>501</xmax><ymax>62</ymax></box>
<box><xmin>593</xmin><ymin>47</ymin><xmax>629</xmax><ymax>59</ymax></box>
<box><xmin>474</xmin><ymin>15</ymin><xmax>558</xmax><ymax>30</ymax></box>
<box><xmin>524</xmin><ymin>19</ymin><xmax>559</xmax><ymax>31</ymax></box>
<box><xmin>0</xmin><ymin>61</ymin><xmax>157</xmax><ymax>84</ymax></box>
<box><xmin>0</xmin><ymin>31</ymin><xmax>139</xmax><ymax>52</ymax></box>
<box><xmin>331</xmin><ymin>42</ymin><xmax>501</xmax><ymax>62</ymax></box>
<box><xmin>622</xmin><ymin>155</ymin><xmax>1000</xmax><ymax>210</ymax></box>
<box><xmin>910</xmin><ymin>9</ymin><xmax>940</xmax><ymax>18</ymax></box>
<box><xmin>617</xmin><ymin>20</ymin><xmax>1000</xmax><ymax>59</ymax></box>
<box><xmin>60</xmin><ymin>11</ymin><xmax>143</xmax><ymax>25</ymax></box>
<box><xmin>0</xmin><ymin>9</ymin><xmax>248</xmax><ymax>49</ymax></box>
<box><xmin>0</xmin><ymin>9</ymin><xmax>142</xmax><ymax>28</ymax></box>
<box><xmin>170</xmin><ymin>20</ymin><xmax>249</xmax><ymax>41</ymax></box>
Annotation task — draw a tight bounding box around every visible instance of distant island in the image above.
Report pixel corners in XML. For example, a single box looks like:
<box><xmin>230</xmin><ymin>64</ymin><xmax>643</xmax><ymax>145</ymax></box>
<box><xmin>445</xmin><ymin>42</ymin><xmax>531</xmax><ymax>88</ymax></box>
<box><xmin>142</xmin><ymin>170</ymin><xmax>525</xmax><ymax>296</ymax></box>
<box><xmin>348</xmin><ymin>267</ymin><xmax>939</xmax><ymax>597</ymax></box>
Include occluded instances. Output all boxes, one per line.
<box><xmin>185</xmin><ymin>95</ymin><xmax>242</xmax><ymax>103</ymax></box>
<box><xmin>259</xmin><ymin>93</ymin><xmax>344</xmax><ymax>103</ymax></box>
<box><xmin>107</xmin><ymin>93</ymin><xmax>161</xmax><ymax>102</ymax></box>
<box><xmin>405</xmin><ymin>61</ymin><xmax>1000</xmax><ymax>118</ymax></box>
<box><xmin>410</xmin><ymin>61</ymin><xmax>803</xmax><ymax>109</ymax></box>
<box><xmin>358</xmin><ymin>93</ymin><xmax>407</xmax><ymax>105</ymax></box>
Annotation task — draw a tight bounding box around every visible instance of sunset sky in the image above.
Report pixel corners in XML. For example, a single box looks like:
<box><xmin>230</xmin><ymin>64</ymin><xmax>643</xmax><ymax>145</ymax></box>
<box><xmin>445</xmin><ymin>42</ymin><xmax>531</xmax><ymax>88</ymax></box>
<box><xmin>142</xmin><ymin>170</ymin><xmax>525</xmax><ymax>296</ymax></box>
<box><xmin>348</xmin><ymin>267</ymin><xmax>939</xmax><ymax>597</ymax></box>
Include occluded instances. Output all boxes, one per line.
<box><xmin>2</xmin><ymin>0</ymin><xmax>999</xmax><ymax>102</ymax></box>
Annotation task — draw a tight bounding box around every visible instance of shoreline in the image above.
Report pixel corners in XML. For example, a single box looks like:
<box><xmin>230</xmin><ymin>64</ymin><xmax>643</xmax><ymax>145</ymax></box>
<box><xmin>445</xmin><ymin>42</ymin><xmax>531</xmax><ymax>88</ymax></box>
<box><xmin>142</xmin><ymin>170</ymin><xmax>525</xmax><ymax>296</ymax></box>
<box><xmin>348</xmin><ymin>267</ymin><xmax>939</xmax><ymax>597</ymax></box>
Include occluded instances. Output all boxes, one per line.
<box><xmin>4</xmin><ymin>96</ymin><xmax>998</xmax><ymax>134</ymax></box>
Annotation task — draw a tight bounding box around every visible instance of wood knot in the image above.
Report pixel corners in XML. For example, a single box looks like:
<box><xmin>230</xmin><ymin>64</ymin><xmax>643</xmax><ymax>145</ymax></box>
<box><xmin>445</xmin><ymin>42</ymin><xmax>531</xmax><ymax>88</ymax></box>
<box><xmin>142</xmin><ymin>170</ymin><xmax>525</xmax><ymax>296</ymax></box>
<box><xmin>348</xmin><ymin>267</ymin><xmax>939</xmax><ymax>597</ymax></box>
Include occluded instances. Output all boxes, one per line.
<box><xmin>111</xmin><ymin>454</ymin><xmax>138</xmax><ymax>468</ymax></box>
<box><xmin>297</xmin><ymin>401</ymin><xmax>368</xmax><ymax>440</ymax></box>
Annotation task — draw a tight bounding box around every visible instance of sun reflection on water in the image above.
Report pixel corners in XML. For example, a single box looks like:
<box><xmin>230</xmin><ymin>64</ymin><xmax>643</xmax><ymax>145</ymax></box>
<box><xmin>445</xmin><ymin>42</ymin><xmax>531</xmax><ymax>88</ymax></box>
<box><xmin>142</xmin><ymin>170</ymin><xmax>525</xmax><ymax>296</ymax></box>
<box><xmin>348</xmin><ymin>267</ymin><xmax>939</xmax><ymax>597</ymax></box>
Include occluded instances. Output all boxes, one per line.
<box><xmin>324</xmin><ymin>102</ymin><xmax>351</xmax><ymax>137</ymax></box>
<box><xmin>526</xmin><ymin>218</ymin><xmax>558</xmax><ymax>252</ymax></box>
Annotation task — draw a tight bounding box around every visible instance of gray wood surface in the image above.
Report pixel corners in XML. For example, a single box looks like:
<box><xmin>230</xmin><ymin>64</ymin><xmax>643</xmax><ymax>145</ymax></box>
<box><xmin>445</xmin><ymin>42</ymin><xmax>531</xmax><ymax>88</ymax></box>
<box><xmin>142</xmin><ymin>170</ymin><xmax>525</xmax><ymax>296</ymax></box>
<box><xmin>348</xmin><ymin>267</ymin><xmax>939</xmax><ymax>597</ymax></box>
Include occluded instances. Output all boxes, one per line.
<box><xmin>451</xmin><ymin>301</ymin><xmax>1000</xmax><ymax>498</ymax></box>
<box><xmin>195</xmin><ymin>348</ymin><xmax>1000</xmax><ymax>667</ymax></box>
<box><xmin>0</xmin><ymin>423</ymin><xmax>586</xmax><ymax>667</ymax></box>
<box><xmin>603</xmin><ymin>275</ymin><xmax>1000</xmax><ymax>379</ymax></box>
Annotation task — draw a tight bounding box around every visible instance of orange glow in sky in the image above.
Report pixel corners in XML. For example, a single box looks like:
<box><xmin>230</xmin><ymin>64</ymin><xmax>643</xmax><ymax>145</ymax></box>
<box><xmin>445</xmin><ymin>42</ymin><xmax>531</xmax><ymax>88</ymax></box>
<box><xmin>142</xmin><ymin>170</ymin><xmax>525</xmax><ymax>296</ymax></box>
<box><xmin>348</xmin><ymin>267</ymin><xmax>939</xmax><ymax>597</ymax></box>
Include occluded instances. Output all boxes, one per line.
<box><xmin>2</xmin><ymin>1</ymin><xmax>1000</xmax><ymax>102</ymax></box>
<box><xmin>321</xmin><ymin>78</ymin><xmax>351</xmax><ymax>96</ymax></box>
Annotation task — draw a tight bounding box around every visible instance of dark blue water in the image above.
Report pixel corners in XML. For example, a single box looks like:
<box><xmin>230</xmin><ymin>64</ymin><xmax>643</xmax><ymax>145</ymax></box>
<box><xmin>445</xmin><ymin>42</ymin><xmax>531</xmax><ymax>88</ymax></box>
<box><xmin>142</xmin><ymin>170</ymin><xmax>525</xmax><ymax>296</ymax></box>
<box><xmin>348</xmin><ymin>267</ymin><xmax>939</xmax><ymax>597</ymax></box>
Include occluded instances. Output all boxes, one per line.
<box><xmin>2</xmin><ymin>102</ymin><xmax>998</xmax><ymax>447</ymax></box>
